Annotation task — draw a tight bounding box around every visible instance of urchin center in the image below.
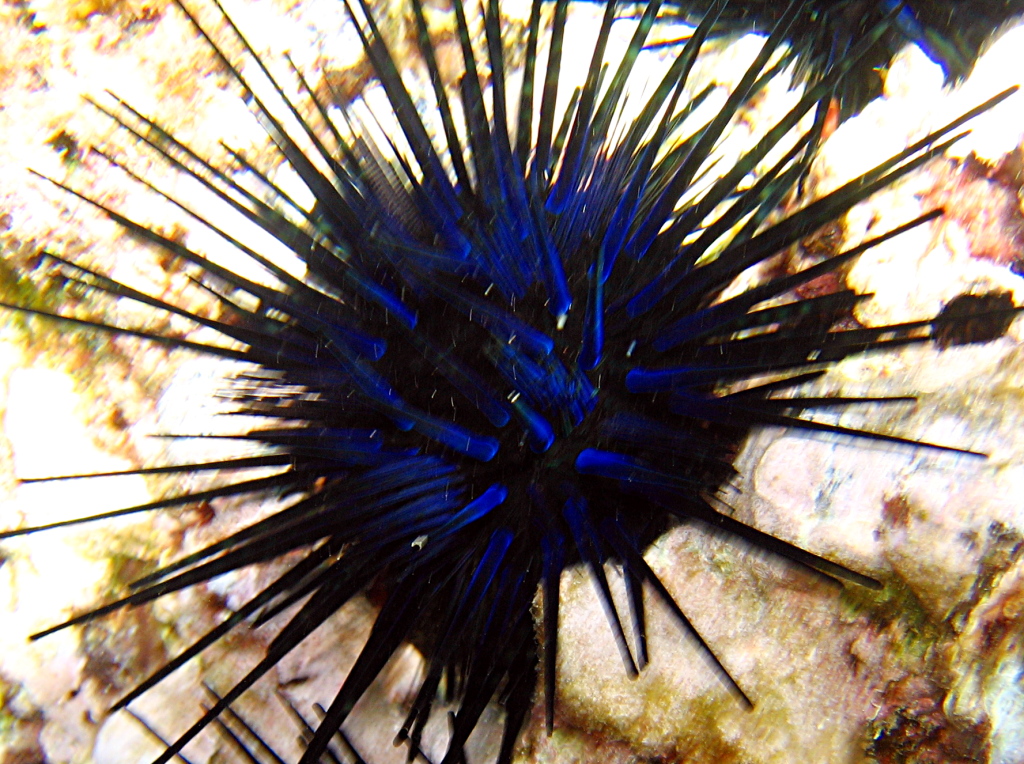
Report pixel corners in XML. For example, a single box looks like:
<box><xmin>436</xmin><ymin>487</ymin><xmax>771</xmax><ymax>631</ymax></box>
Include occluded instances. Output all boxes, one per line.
<box><xmin>492</xmin><ymin>347</ymin><xmax>597</xmax><ymax>449</ymax></box>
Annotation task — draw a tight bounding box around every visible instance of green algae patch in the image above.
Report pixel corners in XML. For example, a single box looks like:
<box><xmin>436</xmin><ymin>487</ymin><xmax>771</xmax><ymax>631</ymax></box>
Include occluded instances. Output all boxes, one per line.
<box><xmin>839</xmin><ymin>578</ymin><xmax>945</xmax><ymax>665</ymax></box>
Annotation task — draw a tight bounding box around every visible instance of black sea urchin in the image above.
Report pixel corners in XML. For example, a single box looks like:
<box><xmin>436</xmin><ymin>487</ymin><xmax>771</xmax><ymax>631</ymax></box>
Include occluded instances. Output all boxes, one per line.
<box><xmin>0</xmin><ymin>0</ymin><xmax>1019</xmax><ymax>762</ymax></box>
<box><xmin>652</xmin><ymin>0</ymin><xmax>1024</xmax><ymax>117</ymax></box>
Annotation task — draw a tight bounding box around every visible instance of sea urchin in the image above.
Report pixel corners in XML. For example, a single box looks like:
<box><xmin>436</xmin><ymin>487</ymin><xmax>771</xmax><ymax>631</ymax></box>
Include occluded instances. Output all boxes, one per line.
<box><xmin>0</xmin><ymin>0</ymin><xmax>1018</xmax><ymax>762</ymax></box>
<box><xmin>657</xmin><ymin>0</ymin><xmax>1024</xmax><ymax>117</ymax></box>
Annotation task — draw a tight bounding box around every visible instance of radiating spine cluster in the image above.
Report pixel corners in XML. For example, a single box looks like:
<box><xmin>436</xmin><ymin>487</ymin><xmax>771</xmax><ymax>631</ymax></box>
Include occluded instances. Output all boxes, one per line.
<box><xmin>659</xmin><ymin>0</ymin><xmax>1024</xmax><ymax>116</ymax></box>
<box><xmin>0</xmin><ymin>1</ymin><xmax>1019</xmax><ymax>763</ymax></box>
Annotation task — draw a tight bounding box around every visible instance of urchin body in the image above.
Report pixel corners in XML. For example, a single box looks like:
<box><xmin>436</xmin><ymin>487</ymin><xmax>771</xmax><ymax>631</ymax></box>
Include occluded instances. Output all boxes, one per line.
<box><xmin>0</xmin><ymin>1</ymin><xmax>1020</xmax><ymax>763</ymax></box>
<box><xmin>657</xmin><ymin>0</ymin><xmax>1024</xmax><ymax>116</ymax></box>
